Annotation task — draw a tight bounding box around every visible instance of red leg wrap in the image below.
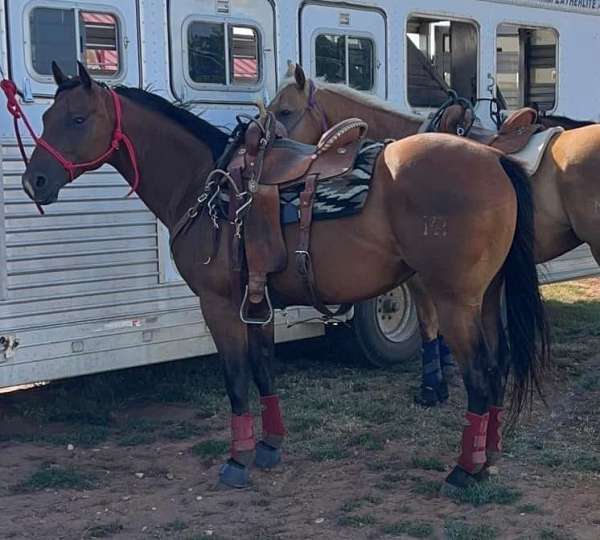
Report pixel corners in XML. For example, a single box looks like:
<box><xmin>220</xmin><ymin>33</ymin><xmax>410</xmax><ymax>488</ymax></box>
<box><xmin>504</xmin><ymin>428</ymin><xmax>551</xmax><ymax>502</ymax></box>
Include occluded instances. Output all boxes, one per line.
<box><xmin>457</xmin><ymin>411</ymin><xmax>489</xmax><ymax>474</ymax></box>
<box><xmin>487</xmin><ymin>406</ymin><xmax>503</xmax><ymax>453</ymax></box>
<box><xmin>260</xmin><ymin>395</ymin><xmax>286</xmax><ymax>437</ymax></box>
<box><xmin>486</xmin><ymin>406</ymin><xmax>504</xmax><ymax>463</ymax></box>
<box><xmin>230</xmin><ymin>413</ymin><xmax>255</xmax><ymax>461</ymax></box>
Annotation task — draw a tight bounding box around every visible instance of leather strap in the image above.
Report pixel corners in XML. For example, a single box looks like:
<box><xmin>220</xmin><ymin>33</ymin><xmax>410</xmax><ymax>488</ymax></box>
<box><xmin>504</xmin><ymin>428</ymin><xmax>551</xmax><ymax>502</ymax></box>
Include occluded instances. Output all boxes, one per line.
<box><xmin>295</xmin><ymin>176</ymin><xmax>352</xmax><ymax>318</ymax></box>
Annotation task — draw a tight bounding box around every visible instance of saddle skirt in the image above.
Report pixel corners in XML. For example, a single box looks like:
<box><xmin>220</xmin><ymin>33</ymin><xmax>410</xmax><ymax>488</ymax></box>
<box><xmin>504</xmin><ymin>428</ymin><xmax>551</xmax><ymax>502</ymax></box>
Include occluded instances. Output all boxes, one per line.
<box><xmin>510</xmin><ymin>127</ymin><xmax>563</xmax><ymax>177</ymax></box>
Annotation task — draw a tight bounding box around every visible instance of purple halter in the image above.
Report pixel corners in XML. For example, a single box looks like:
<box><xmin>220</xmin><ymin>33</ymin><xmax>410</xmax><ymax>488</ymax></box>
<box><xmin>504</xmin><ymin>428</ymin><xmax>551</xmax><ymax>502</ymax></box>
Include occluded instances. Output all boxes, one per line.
<box><xmin>307</xmin><ymin>79</ymin><xmax>329</xmax><ymax>132</ymax></box>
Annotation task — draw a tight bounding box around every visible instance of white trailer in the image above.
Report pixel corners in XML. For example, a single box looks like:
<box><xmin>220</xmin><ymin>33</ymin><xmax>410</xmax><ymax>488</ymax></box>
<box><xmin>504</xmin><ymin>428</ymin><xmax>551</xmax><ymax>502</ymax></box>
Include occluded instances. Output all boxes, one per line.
<box><xmin>1</xmin><ymin>0</ymin><xmax>599</xmax><ymax>387</ymax></box>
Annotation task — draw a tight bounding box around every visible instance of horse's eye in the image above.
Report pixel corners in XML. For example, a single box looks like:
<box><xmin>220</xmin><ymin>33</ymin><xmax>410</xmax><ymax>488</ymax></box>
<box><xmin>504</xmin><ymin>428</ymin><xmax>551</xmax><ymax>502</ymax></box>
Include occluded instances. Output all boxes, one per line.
<box><xmin>279</xmin><ymin>109</ymin><xmax>292</xmax><ymax>117</ymax></box>
<box><xmin>73</xmin><ymin>116</ymin><xmax>86</xmax><ymax>125</ymax></box>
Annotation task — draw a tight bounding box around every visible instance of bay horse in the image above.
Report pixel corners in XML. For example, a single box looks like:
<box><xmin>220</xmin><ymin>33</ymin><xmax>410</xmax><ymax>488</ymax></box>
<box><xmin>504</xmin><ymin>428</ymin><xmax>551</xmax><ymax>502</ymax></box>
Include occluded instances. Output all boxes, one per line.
<box><xmin>20</xmin><ymin>62</ymin><xmax>549</xmax><ymax>492</ymax></box>
<box><xmin>269</xmin><ymin>64</ymin><xmax>600</xmax><ymax>406</ymax></box>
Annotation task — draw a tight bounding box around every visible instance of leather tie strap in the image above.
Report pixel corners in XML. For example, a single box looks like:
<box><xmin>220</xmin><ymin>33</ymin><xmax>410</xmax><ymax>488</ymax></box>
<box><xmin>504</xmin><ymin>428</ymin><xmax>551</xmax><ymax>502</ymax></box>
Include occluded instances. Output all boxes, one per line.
<box><xmin>295</xmin><ymin>175</ymin><xmax>352</xmax><ymax>318</ymax></box>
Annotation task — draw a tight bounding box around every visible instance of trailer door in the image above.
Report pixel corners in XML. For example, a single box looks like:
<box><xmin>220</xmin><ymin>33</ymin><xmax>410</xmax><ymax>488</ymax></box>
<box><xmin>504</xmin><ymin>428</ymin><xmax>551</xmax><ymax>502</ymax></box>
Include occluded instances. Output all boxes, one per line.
<box><xmin>7</xmin><ymin>0</ymin><xmax>140</xmax><ymax>101</ymax></box>
<box><xmin>300</xmin><ymin>3</ymin><xmax>387</xmax><ymax>98</ymax></box>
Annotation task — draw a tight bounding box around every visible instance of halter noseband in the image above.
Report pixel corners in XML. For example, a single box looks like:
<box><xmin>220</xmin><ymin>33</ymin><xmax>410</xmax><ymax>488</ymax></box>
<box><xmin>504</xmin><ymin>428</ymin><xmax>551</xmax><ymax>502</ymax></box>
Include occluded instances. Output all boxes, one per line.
<box><xmin>1</xmin><ymin>79</ymin><xmax>140</xmax><ymax>204</ymax></box>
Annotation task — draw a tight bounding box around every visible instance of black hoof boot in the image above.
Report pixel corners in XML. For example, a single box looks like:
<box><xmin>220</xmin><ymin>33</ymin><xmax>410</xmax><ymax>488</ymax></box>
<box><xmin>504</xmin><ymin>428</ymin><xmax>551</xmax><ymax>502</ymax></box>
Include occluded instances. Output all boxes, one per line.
<box><xmin>437</xmin><ymin>378</ymin><xmax>449</xmax><ymax>402</ymax></box>
<box><xmin>218</xmin><ymin>459</ymin><xmax>250</xmax><ymax>489</ymax></box>
<box><xmin>254</xmin><ymin>441</ymin><xmax>282</xmax><ymax>470</ymax></box>
<box><xmin>472</xmin><ymin>467</ymin><xmax>491</xmax><ymax>482</ymax></box>
<box><xmin>440</xmin><ymin>465</ymin><xmax>481</xmax><ymax>495</ymax></box>
<box><xmin>414</xmin><ymin>385</ymin><xmax>440</xmax><ymax>407</ymax></box>
<box><xmin>414</xmin><ymin>381</ymin><xmax>448</xmax><ymax>407</ymax></box>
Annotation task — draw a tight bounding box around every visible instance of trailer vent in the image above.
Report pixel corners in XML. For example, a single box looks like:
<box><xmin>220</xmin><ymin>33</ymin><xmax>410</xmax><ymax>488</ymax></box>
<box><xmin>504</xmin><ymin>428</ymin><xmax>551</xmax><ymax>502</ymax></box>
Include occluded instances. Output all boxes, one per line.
<box><xmin>216</xmin><ymin>0</ymin><xmax>230</xmax><ymax>14</ymax></box>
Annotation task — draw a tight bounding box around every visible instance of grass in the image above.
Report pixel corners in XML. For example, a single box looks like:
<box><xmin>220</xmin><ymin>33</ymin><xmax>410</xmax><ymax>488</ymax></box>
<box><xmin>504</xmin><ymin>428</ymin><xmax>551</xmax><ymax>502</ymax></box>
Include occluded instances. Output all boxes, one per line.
<box><xmin>381</xmin><ymin>520</ymin><xmax>434</xmax><ymax>538</ymax></box>
<box><xmin>411</xmin><ymin>479</ymin><xmax>443</xmax><ymax>497</ymax></box>
<box><xmin>13</xmin><ymin>463</ymin><xmax>98</xmax><ymax>492</ymax></box>
<box><xmin>448</xmin><ymin>480</ymin><xmax>522</xmax><ymax>507</ymax></box>
<box><xmin>85</xmin><ymin>521</ymin><xmax>124</xmax><ymax>538</ymax></box>
<box><xmin>307</xmin><ymin>440</ymin><xmax>350</xmax><ymax>462</ymax></box>
<box><xmin>162</xmin><ymin>421</ymin><xmax>206</xmax><ymax>441</ymax></box>
<box><xmin>162</xmin><ymin>520</ymin><xmax>188</xmax><ymax>533</ymax></box>
<box><xmin>339</xmin><ymin>495</ymin><xmax>383</xmax><ymax>513</ymax></box>
<box><xmin>411</xmin><ymin>455</ymin><xmax>446</xmax><ymax>472</ymax></box>
<box><xmin>337</xmin><ymin>514</ymin><xmax>376</xmax><ymax>528</ymax></box>
<box><xmin>349</xmin><ymin>432</ymin><xmax>385</xmax><ymax>451</ymax></box>
<box><xmin>190</xmin><ymin>440</ymin><xmax>229</xmax><ymax>459</ymax></box>
<box><xmin>444</xmin><ymin>520</ymin><xmax>498</xmax><ymax>540</ymax></box>
<box><xmin>538</xmin><ymin>529</ymin><xmax>576</xmax><ymax>540</ymax></box>
<box><xmin>518</xmin><ymin>503</ymin><xmax>543</xmax><ymax>514</ymax></box>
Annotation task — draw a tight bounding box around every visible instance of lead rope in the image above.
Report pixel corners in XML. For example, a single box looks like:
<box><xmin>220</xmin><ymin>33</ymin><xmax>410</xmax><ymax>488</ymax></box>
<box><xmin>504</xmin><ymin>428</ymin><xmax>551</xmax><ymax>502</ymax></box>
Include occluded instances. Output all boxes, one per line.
<box><xmin>0</xmin><ymin>78</ymin><xmax>44</xmax><ymax>214</ymax></box>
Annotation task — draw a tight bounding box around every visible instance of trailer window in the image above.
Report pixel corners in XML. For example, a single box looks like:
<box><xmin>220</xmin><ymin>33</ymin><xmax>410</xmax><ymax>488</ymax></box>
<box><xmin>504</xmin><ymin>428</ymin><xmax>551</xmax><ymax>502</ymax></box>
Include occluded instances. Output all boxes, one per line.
<box><xmin>80</xmin><ymin>12</ymin><xmax>120</xmax><ymax>76</ymax></box>
<box><xmin>315</xmin><ymin>34</ymin><xmax>374</xmax><ymax>91</ymax></box>
<box><xmin>496</xmin><ymin>24</ymin><xmax>557</xmax><ymax>112</ymax></box>
<box><xmin>188</xmin><ymin>22</ymin><xmax>260</xmax><ymax>86</ymax></box>
<box><xmin>29</xmin><ymin>7</ymin><xmax>121</xmax><ymax>78</ymax></box>
<box><xmin>406</xmin><ymin>16</ymin><xmax>478</xmax><ymax>107</ymax></box>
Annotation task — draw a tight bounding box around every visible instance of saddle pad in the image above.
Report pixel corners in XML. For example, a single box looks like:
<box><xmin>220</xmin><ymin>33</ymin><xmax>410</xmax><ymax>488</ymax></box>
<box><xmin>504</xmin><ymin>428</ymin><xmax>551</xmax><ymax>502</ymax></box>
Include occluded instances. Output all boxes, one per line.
<box><xmin>280</xmin><ymin>141</ymin><xmax>385</xmax><ymax>224</ymax></box>
<box><xmin>510</xmin><ymin>127</ymin><xmax>563</xmax><ymax>177</ymax></box>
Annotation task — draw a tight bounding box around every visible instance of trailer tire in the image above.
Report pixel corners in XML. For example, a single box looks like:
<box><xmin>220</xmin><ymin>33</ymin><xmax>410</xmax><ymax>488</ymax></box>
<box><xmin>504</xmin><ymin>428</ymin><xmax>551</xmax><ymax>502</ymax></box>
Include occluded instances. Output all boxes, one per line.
<box><xmin>352</xmin><ymin>285</ymin><xmax>421</xmax><ymax>368</ymax></box>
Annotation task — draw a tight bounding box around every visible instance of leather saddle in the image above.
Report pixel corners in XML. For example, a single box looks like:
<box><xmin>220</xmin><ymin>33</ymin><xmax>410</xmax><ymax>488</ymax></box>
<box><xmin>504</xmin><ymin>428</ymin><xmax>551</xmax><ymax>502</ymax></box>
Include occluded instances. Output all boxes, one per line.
<box><xmin>226</xmin><ymin>114</ymin><xmax>368</xmax><ymax>321</ymax></box>
<box><xmin>439</xmin><ymin>105</ymin><xmax>542</xmax><ymax>155</ymax></box>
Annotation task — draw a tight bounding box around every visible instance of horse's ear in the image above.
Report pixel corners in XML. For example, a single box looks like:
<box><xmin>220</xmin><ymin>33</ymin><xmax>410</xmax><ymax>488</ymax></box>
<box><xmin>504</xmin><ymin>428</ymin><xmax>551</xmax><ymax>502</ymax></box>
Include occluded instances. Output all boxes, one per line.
<box><xmin>51</xmin><ymin>61</ymin><xmax>68</xmax><ymax>87</ymax></box>
<box><xmin>294</xmin><ymin>64</ymin><xmax>306</xmax><ymax>91</ymax></box>
<box><xmin>285</xmin><ymin>60</ymin><xmax>295</xmax><ymax>78</ymax></box>
<box><xmin>77</xmin><ymin>61</ymin><xmax>92</xmax><ymax>89</ymax></box>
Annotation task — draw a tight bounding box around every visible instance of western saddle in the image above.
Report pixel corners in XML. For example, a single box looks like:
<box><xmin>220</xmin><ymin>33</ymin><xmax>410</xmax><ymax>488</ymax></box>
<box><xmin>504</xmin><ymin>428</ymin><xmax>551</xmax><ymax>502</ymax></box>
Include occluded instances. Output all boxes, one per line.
<box><xmin>438</xmin><ymin>104</ymin><xmax>543</xmax><ymax>154</ymax></box>
<box><xmin>171</xmin><ymin>113</ymin><xmax>369</xmax><ymax>324</ymax></box>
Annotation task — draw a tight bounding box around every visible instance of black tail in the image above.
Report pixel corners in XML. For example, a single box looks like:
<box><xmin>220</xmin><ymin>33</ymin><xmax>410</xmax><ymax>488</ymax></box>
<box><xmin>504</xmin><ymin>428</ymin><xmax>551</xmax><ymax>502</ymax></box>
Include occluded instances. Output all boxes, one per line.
<box><xmin>499</xmin><ymin>156</ymin><xmax>551</xmax><ymax>421</ymax></box>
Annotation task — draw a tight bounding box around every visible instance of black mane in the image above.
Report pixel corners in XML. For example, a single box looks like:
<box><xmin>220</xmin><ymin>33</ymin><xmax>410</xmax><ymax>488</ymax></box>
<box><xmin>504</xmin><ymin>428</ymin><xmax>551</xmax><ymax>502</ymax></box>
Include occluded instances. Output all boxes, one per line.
<box><xmin>56</xmin><ymin>78</ymin><xmax>229</xmax><ymax>160</ymax></box>
<box><xmin>539</xmin><ymin>114</ymin><xmax>596</xmax><ymax>130</ymax></box>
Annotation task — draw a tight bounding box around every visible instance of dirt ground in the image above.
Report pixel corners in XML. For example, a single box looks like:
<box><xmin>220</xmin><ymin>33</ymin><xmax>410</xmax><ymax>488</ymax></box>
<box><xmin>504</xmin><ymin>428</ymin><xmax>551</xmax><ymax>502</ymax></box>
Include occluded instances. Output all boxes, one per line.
<box><xmin>1</xmin><ymin>279</ymin><xmax>600</xmax><ymax>540</ymax></box>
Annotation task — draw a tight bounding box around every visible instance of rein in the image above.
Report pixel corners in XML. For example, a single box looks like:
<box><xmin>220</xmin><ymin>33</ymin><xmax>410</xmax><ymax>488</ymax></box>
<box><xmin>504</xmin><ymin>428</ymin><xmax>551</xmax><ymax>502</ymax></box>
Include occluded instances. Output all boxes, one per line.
<box><xmin>0</xmin><ymin>79</ymin><xmax>141</xmax><ymax>209</ymax></box>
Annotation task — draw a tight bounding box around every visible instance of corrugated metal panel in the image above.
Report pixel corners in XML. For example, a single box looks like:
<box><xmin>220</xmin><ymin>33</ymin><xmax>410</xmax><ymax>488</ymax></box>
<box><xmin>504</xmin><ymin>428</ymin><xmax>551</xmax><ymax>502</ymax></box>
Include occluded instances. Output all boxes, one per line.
<box><xmin>540</xmin><ymin>245</ymin><xmax>600</xmax><ymax>283</ymax></box>
<box><xmin>0</xmin><ymin>139</ymin><xmax>200</xmax><ymax>379</ymax></box>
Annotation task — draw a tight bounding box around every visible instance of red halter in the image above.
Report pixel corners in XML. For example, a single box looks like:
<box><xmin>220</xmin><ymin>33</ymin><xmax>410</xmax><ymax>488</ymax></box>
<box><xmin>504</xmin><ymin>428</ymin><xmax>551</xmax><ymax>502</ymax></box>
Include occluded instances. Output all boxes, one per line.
<box><xmin>0</xmin><ymin>79</ymin><xmax>140</xmax><ymax>213</ymax></box>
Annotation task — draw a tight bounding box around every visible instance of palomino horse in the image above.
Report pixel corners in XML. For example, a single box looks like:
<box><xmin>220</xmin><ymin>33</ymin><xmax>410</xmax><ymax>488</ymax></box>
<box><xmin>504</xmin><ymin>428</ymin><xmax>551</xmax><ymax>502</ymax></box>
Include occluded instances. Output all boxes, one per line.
<box><xmin>20</xmin><ymin>62</ymin><xmax>549</xmax><ymax>491</ymax></box>
<box><xmin>269</xmin><ymin>64</ymin><xmax>600</xmax><ymax>406</ymax></box>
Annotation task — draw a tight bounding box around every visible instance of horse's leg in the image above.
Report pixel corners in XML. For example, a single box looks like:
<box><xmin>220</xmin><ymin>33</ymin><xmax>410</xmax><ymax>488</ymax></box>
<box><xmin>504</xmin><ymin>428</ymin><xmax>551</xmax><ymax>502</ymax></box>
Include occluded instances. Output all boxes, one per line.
<box><xmin>409</xmin><ymin>276</ymin><xmax>448</xmax><ymax>407</ymax></box>
<box><xmin>479</xmin><ymin>277</ymin><xmax>510</xmax><ymax>474</ymax></box>
<box><xmin>199</xmin><ymin>291</ymin><xmax>255</xmax><ymax>488</ymax></box>
<box><xmin>247</xmin><ymin>323</ymin><xmax>286</xmax><ymax>469</ymax></box>
<box><xmin>434</xmin><ymin>298</ymin><xmax>493</xmax><ymax>490</ymax></box>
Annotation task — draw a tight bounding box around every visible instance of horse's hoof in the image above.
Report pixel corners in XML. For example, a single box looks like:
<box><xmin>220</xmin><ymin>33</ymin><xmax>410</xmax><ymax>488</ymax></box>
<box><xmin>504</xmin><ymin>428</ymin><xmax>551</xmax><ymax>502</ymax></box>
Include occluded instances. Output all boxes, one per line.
<box><xmin>442</xmin><ymin>465</ymin><xmax>481</xmax><ymax>492</ymax></box>
<box><xmin>254</xmin><ymin>441</ymin><xmax>282</xmax><ymax>470</ymax></box>
<box><xmin>472</xmin><ymin>468</ymin><xmax>491</xmax><ymax>482</ymax></box>
<box><xmin>414</xmin><ymin>385</ymin><xmax>439</xmax><ymax>407</ymax></box>
<box><xmin>218</xmin><ymin>460</ymin><xmax>250</xmax><ymax>489</ymax></box>
<box><xmin>414</xmin><ymin>384</ymin><xmax>447</xmax><ymax>407</ymax></box>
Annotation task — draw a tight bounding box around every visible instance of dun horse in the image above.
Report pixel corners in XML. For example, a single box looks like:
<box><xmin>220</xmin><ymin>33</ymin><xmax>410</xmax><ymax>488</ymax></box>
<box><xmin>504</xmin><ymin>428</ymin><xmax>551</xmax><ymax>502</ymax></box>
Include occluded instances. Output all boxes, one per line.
<box><xmin>269</xmin><ymin>64</ymin><xmax>600</xmax><ymax>407</ymax></box>
<box><xmin>20</xmin><ymin>62</ymin><xmax>548</xmax><ymax>491</ymax></box>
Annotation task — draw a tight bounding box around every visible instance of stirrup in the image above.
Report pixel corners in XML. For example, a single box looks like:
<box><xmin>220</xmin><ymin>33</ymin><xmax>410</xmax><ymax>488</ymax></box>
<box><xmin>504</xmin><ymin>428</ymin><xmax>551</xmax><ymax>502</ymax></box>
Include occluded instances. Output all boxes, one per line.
<box><xmin>240</xmin><ymin>285</ymin><xmax>274</xmax><ymax>326</ymax></box>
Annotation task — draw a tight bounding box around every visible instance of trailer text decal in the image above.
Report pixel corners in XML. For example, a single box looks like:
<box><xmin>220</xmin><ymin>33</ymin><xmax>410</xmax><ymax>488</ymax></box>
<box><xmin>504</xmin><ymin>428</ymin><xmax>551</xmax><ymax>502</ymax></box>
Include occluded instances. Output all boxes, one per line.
<box><xmin>538</xmin><ymin>0</ymin><xmax>600</xmax><ymax>10</ymax></box>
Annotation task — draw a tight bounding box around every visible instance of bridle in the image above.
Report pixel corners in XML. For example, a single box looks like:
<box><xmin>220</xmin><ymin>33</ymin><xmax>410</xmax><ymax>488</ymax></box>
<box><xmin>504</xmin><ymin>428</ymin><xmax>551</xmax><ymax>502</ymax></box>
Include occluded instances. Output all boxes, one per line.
<box><xmin>284</xmin><ymin>79</ymin><xmax>329</xmax><ymax>135</ymax></box>
<box><xmin>0</xmin><ymin>78</ymin><xmax>140</xmax><ymax>213</ymax></box>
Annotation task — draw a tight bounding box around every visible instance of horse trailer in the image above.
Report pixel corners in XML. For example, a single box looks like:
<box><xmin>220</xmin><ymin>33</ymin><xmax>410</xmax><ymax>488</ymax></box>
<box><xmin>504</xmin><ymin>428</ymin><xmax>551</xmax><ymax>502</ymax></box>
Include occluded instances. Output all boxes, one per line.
<box><xmin>1</xmin><ymin>0</ymin><xmax>600</xmax><ymax>388</ymax></box>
